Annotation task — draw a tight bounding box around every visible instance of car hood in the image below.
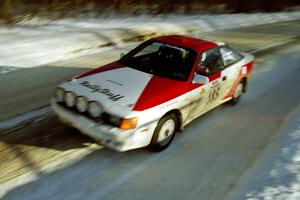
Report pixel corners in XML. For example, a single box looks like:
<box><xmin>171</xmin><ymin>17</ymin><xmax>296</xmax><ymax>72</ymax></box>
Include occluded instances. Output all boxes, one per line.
<box><xmin>59</xmin><ymin>63</ymin><xmax>195</xmax><ymax>116</ymax></box>
<box><xmin>59</xmin><ymin>66</ymin><xmax>153</xmax><ymax>116</ymax></box>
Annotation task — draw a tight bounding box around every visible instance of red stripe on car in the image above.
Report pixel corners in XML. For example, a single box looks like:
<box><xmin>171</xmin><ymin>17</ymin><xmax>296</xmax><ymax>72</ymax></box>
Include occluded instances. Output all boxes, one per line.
<box><xmin>208</xmin><ymin>71</ymin><xmax>221</xmax><ymax>82</ymax></box>
<box><xmin>134</xmin><ymin>76</ymin><xmax>199</xmax><ymax>111</ymax></box>
<box><xmin>223</xmin><ymin>60</ymin><xmax>253</xmax><ymax>99</ymax></box>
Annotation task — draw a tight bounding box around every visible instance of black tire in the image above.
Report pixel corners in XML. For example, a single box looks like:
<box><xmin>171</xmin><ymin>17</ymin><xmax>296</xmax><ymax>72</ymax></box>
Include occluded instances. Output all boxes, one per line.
<box><xmin>230</xmin><ymin>81</ymin><xmax>244</xmax><ymax>105</ymax></box>
<box><xmin>150</xmin><ymin>113</ymin><xmax>178</xmax><ymax>152</ymax></box>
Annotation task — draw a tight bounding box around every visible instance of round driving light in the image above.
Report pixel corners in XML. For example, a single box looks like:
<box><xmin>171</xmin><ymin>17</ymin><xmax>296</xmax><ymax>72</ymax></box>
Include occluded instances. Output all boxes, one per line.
<box><xmin>88</xmin><ymin>101</ymin><xmax>103</xmax><ymax>118</ymax></box>
<box><xmin>64</xmin><ymin>91</ymin><xmax>76</xmax><ymax>107</ymax></box>
<box><xmin>55</xmin><ymin>87</ymin><xmax>65</xmax><ymax>102</ymax></box>
<box><xmin>76</xmin><ymin>96</ymin><xmax>88</xmax><ymax>112</ymax></box>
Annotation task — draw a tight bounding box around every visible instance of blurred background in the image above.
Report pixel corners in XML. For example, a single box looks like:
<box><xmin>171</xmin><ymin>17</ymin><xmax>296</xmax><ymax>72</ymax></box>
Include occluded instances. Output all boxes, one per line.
<box><xmin>1</xmin><ymin>1</ymin><xmax>300</xmax><ymax>200</ymax></box>
<box><xmin>1</xmin><ymin>0</ymin><xmax>300</xmax><ymax>24</ymax></box>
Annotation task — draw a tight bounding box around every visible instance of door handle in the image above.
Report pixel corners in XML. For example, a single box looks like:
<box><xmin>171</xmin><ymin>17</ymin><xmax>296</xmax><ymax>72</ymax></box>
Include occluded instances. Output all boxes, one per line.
<box><xmin>222</xmin><ymin>76</ymin><xmax>227</xmax><ymax>81</ymax></box>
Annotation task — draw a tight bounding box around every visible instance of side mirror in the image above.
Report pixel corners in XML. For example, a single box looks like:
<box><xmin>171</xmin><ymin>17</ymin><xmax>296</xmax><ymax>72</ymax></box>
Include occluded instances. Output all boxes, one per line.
<box><xmin>120</xmin><ymin>52</ymin><xmax>125</xmax><ymax>58</ymax></box>
<box><xmin>196</xmin><ymin>64</ymin><xmax>206</xmax><ymax>76</ymax></box>
<box><xmin>192</xmin><ymin>74</ymin><xmax>209</xmax><ymax>85</ymax></box>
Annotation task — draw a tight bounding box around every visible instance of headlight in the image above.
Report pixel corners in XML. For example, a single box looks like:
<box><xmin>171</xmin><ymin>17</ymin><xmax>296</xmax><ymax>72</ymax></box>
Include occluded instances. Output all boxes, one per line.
<box><xmin>76</xmin><ymin>96</ymin><xmax>88</xmax><ymax>112</ymax></box>
<box><xmin>88</xmin><ymin>101</ymin><xmax>103</xmax><ymax>118</ymax></box>
<box><xmin>55</xmin><ymin>87</ymin><xmax>65</xmax><ymax>102</ymax></box>
<box><xmin>119</xmin><ymin>117</ymin><xmax>138</xmax><ymax>130</ymax></box>
<box><xmin>64</xmin><ymin>91</ymin><xmax>76</xmax><ymax>107</ymax></box>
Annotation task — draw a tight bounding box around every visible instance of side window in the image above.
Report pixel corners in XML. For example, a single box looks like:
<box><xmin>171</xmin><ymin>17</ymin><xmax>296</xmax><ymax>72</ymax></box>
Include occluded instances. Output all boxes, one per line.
<box><xmin>220</xmin><ymin>46</ymin><xmax>242</xmax><ymax>66</ymax></box>
<box><xmin>196</xmin><ymin>48</ymin><xmax>224</xmax><ymax>76</ymax></box>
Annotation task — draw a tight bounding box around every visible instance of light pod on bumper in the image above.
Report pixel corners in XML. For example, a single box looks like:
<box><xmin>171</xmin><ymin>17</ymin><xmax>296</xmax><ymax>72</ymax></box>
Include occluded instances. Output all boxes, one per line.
<box><xmin>55</xmin><ymin>87</ymin><xmax>65</xmax><ymax>102</ymax></box>
<box><xmin>88</xmin><ymin>101</ymin><xmax>103</xmax><ymax>118</ymax></box>
<box><xmin>76</xmin><ymin>96</ymin><xmax>88</xmax><ymax>112</ymax></box>
<box><xmin>64</xmin><ymin>91</ymin><xmax>76</xmax><ymax>107</ymax></box>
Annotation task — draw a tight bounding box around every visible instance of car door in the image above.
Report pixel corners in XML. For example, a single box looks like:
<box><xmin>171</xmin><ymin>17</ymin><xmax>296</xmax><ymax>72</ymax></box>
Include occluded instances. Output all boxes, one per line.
<box><xmin>219</xmin><ymin>46</ymin><xmax>244</xmax><ymax>100</ymax></box>
<box><xmin>187</xmin><ymin>47</ymin><xmax>225</xmax><ymax>121</ymax></box>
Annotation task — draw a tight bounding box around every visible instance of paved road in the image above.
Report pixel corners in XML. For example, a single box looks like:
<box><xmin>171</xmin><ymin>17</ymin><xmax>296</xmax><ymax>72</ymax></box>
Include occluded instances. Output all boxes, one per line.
<box><xmin>1</xmin><ymin>19</ymin><xmax>300</xmax><ymax>122</ymax></box>
<box><xmin>1</xmin><ymin>40</ymin><xmax>300</xmax><ymax>199</ymax></box>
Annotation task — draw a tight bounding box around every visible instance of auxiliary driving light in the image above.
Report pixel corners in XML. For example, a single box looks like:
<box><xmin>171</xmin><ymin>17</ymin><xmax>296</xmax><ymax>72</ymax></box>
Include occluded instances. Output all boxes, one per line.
<box><xmin>64</xmin><ymin>91</ymin><xmax>76</xmax><ymax>107</ymax></box>
<box><xmin>55</xmin><ymin>87</ymin><xmax>65</xmax><ymax>102</ymax></box>
<box><xmin>88</xmin><ymin>101</ymin><xmax>103</xmax><ymax>118</ymax></box>
<box><xmin>76</xmin><ymin>96</ymin><xmax>88</xmax><ymax>112</ymax></box>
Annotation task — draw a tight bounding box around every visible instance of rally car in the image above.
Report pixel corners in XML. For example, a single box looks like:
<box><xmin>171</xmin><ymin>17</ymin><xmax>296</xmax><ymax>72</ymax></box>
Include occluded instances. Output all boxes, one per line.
<box><xmin>52</xmin><ymin>35</ymin><xmax>254</xmax><ymax>152</ymax></box>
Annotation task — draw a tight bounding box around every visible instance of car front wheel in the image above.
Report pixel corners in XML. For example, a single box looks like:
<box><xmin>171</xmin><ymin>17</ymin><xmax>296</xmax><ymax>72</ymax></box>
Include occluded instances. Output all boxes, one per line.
<box><xmin>150</xmin><ymin>113</ymin><xmax>177</xmax><ymax>151</ymax></box>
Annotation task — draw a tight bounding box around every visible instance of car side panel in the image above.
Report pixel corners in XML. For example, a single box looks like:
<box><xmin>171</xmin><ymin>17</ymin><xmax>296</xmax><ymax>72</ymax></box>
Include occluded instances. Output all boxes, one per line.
<box><xmin>223</xmin><ymin>54</ymin><xmax>254</xmax><ymax>99</ymax></box>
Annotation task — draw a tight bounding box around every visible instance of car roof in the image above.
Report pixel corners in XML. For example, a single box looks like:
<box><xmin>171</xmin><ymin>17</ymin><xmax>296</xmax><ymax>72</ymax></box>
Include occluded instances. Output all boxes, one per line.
<box><xmin>154</xmin><ymin>35</ymin><xmax>219</xmax><ymax>52</ymax></box>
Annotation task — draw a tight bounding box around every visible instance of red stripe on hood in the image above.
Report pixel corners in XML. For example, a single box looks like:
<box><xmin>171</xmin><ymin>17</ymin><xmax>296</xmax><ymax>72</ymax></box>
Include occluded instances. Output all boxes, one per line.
<box><xmin>133</xmin><ymin>76</ymin><xmax>199</xmax><ymax>111</ymax></box>
<box><xmin>76</xmin><ymin>62</ymin><xmax>124</xmax><ymax>79</ymax></box>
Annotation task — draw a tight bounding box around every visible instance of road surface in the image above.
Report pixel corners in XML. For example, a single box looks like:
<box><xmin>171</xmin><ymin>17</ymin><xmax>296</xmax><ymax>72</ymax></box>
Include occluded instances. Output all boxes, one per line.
<box><xmin>1</xmin><ymin>41</ymin><xmax>300</xmax><ymax>199</ymax></box>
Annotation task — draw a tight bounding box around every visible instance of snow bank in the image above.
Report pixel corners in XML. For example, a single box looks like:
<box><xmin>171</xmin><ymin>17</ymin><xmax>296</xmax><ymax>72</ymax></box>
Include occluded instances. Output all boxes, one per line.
<box><xmin>0</xmin><ymin>12</ymin><xmax>300</xmax><ymax>72</ymax></box>
<box><xmin>227</xmin><ymin>106</ymin><xmax>300</xmax><ymax>200</ymax></box>
<box><xmin>245</xmin><ymin>116</ymin><xmax>300</xmax><ymax>200</ymax></box>
<box><xmin>0</xmin><ymin>107</ymin><xmax>52</xmax><ymax>133</ymax></box>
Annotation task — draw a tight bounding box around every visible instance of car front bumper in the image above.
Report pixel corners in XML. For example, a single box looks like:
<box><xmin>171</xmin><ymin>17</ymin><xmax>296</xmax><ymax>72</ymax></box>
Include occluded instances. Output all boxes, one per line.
<box><xmin>51</xmin><ymin>100</ymin><xmax>155</xmax><ymax>152</ymax></box>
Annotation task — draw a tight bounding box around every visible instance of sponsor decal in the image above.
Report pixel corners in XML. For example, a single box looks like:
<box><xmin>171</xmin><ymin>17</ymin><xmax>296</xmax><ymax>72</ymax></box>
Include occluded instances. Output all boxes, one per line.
<box><xmin>208</xmin><ymin>86</ymin><xmax>221</xmax><ymax>102</ymax></box>
<box><xmin>200</xmin><ymin>88</ymin><xmax>206</xmax><ymax>95</ymax></box>
<box><xmin>153</xmin><ymin>42</ymin><xmax>187</xmax><ymax>52</ymax></box>
<box><xmin>241</xmin><ymin>66</ymin><xmax>247</xmax><ymax>75</ymax></box>
<box><xmin>107</xmin><ymin>79</ymin><xmax>122</xmax><ymax>86</ymax></box>
<box><xmin>208</xmin><ymin>80</ymin><xmax>221</xmax><ymax>103</ymax></box>
<box><xmin>211</xmin><ymin>80</ymin><xmax>220</xmax><ymax>87</ymax></box>
<box><xmin>80</xmin><ymin>81</ymin><xmax>124</xmax><ymax>102</ymax></box>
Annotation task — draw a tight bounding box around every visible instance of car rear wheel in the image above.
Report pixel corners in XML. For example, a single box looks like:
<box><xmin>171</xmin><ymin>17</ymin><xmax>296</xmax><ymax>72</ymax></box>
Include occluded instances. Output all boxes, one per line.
<box><xmin>151</xmin><ymin>113</ymin><xmax>177</xmax><ymax>151</ymax></box>
<box><xmin>231</xmin><ymin>82</ymin><xmax>244</xmax><ymax>105</ymax></box>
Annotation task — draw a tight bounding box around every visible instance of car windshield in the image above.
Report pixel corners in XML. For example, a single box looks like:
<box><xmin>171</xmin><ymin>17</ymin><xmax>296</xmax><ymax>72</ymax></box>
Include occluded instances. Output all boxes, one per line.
<box><xmin>119</xmin><ymin>40</ymin><xmax>197</xmax><ymax>81</ymax></box>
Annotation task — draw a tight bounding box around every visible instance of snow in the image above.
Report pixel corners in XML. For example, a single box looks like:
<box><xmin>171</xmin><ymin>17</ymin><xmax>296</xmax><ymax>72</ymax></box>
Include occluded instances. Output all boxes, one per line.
<box><xmin>0</xmin><ymin>143</ymin><xmax>103</xmax><ymax>199</ymax></box>
<box><xmin>1</xmin><ymin>12</ymin><xmax>300</xmax><ymax>73</ymax></box>
<box><xmin>1</xmin><ymin>38</ymin><xmax>300</xmax><ymax>199</ymax></box>
<box><xmin>227</xmin><ymin>106</ymin><xmax>300</xmax><ymax>200</ymax></box>
<box><xmin>246</xmin><ymin>126</ymin><xmax>300</xmax><ymax>200</ymax></box>
<box><xmin>0</xmin><ymin>106</ymin><xmax>52</xmax><ymax>132</ymax></box>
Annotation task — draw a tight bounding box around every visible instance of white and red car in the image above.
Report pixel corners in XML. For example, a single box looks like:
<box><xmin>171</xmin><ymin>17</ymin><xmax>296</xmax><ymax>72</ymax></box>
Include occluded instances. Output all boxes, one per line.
<box><xmin>52</xmin><ymin>35</ymin><xmax>254</xmax><ymax>152</ymax></box>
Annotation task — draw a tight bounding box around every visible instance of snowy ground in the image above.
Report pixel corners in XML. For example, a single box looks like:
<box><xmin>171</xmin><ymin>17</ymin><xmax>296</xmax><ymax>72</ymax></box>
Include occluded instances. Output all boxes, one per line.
<box><xmin>226</xmin><ymin>105</ymin><xmax>300</xmax><ymax>200</ymax></box>
<box><xmin>1</xmin><ymin>12</ymin><xmax>300</xmax><ymax>72</ymax></box>
<box><xmin>0</xmin><ymin>12</ymin><xmax>300</xmax><ymax>200</ymax></box>
<box><xmin>1</xmin><ymin>41</ymin><xmax>300</xmax><ymax>200</ymax></box>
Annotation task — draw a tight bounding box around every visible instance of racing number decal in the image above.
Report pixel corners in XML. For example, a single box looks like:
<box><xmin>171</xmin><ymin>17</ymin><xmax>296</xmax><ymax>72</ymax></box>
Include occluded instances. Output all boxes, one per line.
<box><xmin>208</xmin><ymin>80</ymin><xmax>221</xmax><ymax>103</ymax></box>
<box><xmin>208</xmin><ymin>86</ymin><xmax>221</xmax><ymax>102</ymax></box>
